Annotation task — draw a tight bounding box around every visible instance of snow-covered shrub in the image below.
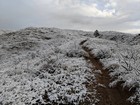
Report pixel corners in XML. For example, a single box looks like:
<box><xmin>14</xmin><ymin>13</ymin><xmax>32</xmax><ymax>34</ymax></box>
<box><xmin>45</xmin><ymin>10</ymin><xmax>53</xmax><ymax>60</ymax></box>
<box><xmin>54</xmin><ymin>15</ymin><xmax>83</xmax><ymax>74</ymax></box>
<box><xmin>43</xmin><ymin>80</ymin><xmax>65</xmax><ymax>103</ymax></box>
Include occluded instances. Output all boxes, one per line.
<box><xmin>40</xmin><ymin>63</ymin><xmax>56</xmax><ymax>74</ymax></box>
<box><xmin>59</xmin><ymin>40</ymin><xmax>84</xmax><ymax>58</ymax></box>
<box><xmin>96</xmin><ymin>49</ymin><xmax>111</xmax><ymax>59</ymax></box>
<box><xmin>66</xmin><ymin>43</ymin><xmax>83</xmax><ymax>58</ymax></box>
<box><xmin>2</xmin><ymin>41</ymin><xmax>38</xmax><ymax>52</ymax></box>
<box><xmin>107</xmin><ymin>64</ymin><xmax>120</xmax><ymax>71</ymax></box>
<box><xmin>119</xmin><ymin>48</ymin><xmax>140</xmax><ymax>74</ymax></box>
<box><xmin>109</xmin><ymin>45</ymin><xmax>140</xmax><ymax>103</ymax></box>
<box><xmin>66</xmin><ymin>48</ymin><xmax>83</xmax><ymax>58</ymax></box>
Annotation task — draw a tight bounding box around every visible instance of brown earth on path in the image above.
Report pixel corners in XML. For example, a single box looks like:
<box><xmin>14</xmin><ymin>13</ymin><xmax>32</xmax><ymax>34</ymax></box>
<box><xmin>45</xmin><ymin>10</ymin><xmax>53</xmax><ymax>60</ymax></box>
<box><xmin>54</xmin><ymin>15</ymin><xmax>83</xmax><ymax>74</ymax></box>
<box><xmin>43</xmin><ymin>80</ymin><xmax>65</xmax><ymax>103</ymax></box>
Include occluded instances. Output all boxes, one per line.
<box><xmin>80</xmin><ymin>40</ymin><xmax>135</xmax><ymax>105</ymax></box>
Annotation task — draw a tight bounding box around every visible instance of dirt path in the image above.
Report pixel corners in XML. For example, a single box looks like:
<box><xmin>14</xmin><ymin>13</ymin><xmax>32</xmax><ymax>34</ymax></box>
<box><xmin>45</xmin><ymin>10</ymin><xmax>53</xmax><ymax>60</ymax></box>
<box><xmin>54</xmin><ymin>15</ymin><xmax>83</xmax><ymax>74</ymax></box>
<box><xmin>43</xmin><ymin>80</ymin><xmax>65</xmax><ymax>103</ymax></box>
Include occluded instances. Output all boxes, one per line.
<box><xmin>80</xmin><ymin>40</ymin><xmax>134</xmax><ymax>105</ymax></box>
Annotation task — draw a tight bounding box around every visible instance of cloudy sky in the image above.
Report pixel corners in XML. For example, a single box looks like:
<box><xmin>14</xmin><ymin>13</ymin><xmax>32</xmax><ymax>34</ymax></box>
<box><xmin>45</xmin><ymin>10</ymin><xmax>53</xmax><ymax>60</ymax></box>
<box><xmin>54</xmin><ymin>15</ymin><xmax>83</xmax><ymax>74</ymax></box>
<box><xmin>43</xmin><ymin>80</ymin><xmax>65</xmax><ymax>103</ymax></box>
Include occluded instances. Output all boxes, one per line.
<box><xmin>0</xmin><ymin>0</ymin><xmax>140</xmax><ymax>33</ymax></box>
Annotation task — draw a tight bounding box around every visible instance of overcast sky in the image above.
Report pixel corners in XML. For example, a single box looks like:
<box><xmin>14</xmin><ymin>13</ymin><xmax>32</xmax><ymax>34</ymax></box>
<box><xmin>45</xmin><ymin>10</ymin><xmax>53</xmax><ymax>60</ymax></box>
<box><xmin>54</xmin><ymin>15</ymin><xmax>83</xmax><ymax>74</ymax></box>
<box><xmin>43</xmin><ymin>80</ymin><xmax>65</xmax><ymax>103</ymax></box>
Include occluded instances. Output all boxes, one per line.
<box><xmin>0</xmin><ymin>0</ymin><xmax>140</xmax><ymax>33</ymax></box>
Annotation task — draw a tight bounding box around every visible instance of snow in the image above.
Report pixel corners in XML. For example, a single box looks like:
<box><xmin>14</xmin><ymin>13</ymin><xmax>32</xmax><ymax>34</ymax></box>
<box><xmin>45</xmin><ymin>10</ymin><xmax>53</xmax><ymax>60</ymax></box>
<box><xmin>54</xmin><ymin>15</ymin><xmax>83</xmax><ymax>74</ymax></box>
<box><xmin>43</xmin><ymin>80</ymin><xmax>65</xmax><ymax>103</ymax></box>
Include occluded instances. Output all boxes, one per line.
<box><xmin>0</xmin><ymin>27</ymin><xmax>140</xmax><ymax>104</ymax></box>
<box><xmin>82</xmin><ymin>36</ymin><xmax>140</xmax><ymax>103</ymax></box>
<box><xmin>0</xmin><ymin>30</ymin><xmax>12</xmax><ymax>35</ymax></box>
<box><xmin>0</xmin><ymin>27</ymin><xmax>96</xmax><ymax>105</ymax></box>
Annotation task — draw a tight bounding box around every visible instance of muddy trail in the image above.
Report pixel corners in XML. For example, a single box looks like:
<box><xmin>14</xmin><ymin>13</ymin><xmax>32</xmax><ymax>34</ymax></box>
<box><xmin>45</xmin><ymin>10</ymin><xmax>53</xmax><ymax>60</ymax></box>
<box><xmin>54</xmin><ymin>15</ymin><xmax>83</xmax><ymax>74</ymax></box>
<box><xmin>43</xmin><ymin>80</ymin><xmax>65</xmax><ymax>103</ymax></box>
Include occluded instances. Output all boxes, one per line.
<box><xmin>80</xmin><ymin>40</ymin><xmax>134</xmax><ymax>105</ymax></box>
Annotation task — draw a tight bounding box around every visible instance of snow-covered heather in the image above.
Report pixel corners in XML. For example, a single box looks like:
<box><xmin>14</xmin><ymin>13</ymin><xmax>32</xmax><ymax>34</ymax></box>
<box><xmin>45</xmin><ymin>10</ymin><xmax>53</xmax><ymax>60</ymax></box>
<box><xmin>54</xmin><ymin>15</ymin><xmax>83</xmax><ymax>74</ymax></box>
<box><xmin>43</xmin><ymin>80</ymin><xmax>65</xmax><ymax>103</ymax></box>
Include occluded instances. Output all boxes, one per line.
<box><xmin>99</xmin><ymin>31</ymin><xmax>135</xmax><ymax>44</ymax></box>
<box><xmin>0</xmin><ymin>27</ymin><xmax>96</xmax><ymax>105</ymax></box>
<box><xmin>0</xmin><ymin>27</ymin><xmax>140</xmax><ymax>104</ymax></box>
<box><xmin>0</xmin><ymin>30</ymin><xmax>12</xmax><ymax>35</ymax></box>
<box><xmin>82</xmin><ymin>37</ymin><xmax>140</xmax><ymax>103</ymax></box>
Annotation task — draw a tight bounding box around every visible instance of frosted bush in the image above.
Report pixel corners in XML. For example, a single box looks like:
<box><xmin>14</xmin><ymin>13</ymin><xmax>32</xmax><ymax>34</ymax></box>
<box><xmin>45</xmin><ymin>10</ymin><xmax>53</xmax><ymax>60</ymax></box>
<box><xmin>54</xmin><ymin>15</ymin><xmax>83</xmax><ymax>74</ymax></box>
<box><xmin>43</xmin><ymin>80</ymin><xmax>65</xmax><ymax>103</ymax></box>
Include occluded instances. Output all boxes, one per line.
<box><xmin>96</xmin><ymin>49</ymin><xmax>111</xmax><ymax>59</ymax></box>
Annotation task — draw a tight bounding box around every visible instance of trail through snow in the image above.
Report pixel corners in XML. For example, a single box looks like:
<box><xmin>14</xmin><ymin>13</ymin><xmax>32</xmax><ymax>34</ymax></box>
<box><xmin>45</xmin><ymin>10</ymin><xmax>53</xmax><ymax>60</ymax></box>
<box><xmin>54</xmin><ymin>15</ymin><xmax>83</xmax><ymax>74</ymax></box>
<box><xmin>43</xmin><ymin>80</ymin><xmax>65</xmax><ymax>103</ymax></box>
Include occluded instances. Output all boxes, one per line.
<box><xmin>80</xmin><ymin>40</ymin><xmax>134</xmax><ymax>105</ymax></box>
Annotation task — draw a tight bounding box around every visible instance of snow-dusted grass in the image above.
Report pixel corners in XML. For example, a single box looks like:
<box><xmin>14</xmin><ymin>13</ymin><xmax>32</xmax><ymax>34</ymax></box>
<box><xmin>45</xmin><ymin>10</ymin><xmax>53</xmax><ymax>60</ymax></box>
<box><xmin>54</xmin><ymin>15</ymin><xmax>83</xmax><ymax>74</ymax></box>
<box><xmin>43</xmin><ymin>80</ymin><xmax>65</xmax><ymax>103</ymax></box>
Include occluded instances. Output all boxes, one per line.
<box><xmin>0</xmin><ymin>30</ymin><xmax>12</xmax><ymax>35</ymax></box>
<box><xmin>0</xmin><ymin>28</ymin><xmax>96</xmax><ymax>105</ymax></box>
<box><xmin>0</xmin><ymin>27</ymin><xmax>140</xmax><ymax>104</ymax></box>
<box><xmin>83</xmin><ymin>37</ymin><xmax>140</xmax><ymax>103</ymax></box>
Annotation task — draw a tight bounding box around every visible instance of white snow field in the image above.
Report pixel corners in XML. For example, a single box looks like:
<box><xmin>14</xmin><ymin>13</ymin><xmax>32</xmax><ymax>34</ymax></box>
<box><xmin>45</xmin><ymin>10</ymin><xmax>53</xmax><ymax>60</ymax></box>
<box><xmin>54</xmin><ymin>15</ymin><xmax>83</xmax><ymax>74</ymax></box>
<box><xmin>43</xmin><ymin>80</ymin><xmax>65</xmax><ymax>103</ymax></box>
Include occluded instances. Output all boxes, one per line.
<box><xmin>0</xmin><ymin>27</ymin><xmax>140</xmax><ymax>104</ymax></box>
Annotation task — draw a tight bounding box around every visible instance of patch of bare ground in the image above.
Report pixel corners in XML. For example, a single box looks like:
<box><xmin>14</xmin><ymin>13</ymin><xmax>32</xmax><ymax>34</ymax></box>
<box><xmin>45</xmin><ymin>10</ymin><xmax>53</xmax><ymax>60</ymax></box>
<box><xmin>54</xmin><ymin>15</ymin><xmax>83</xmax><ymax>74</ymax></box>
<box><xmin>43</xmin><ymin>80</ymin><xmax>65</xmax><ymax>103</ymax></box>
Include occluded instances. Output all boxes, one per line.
<box><xmin>80</xmin><ymin>40</ymin><xmax>135</xmax><ymax>105</ymax></box>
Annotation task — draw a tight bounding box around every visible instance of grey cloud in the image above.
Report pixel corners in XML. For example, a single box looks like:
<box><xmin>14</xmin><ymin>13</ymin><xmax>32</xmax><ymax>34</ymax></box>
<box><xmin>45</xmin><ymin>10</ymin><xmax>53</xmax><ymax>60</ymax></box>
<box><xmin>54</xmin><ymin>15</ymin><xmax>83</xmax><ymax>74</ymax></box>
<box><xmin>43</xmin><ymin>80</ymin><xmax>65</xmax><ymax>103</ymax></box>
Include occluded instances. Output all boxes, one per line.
<box><xmin>0</xmin><ymin>0</ymin><xmax>140</xmax><ymax>33</ymax></box>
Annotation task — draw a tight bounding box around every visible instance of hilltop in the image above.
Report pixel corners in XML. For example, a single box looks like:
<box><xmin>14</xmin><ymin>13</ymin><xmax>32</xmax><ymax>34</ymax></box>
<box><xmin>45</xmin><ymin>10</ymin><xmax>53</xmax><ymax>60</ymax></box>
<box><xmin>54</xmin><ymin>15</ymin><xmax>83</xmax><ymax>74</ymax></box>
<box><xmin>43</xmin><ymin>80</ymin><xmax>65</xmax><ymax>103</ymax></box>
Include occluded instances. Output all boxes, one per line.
<box><xmin>0</xmin><ymin>30</ymin><xmax>13</xmax><ymax>35</ymax></box>
<box><xmin>0</xmin><ymin>27</ymin><xmax>140</xmax><ymax>105</ymax></box>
